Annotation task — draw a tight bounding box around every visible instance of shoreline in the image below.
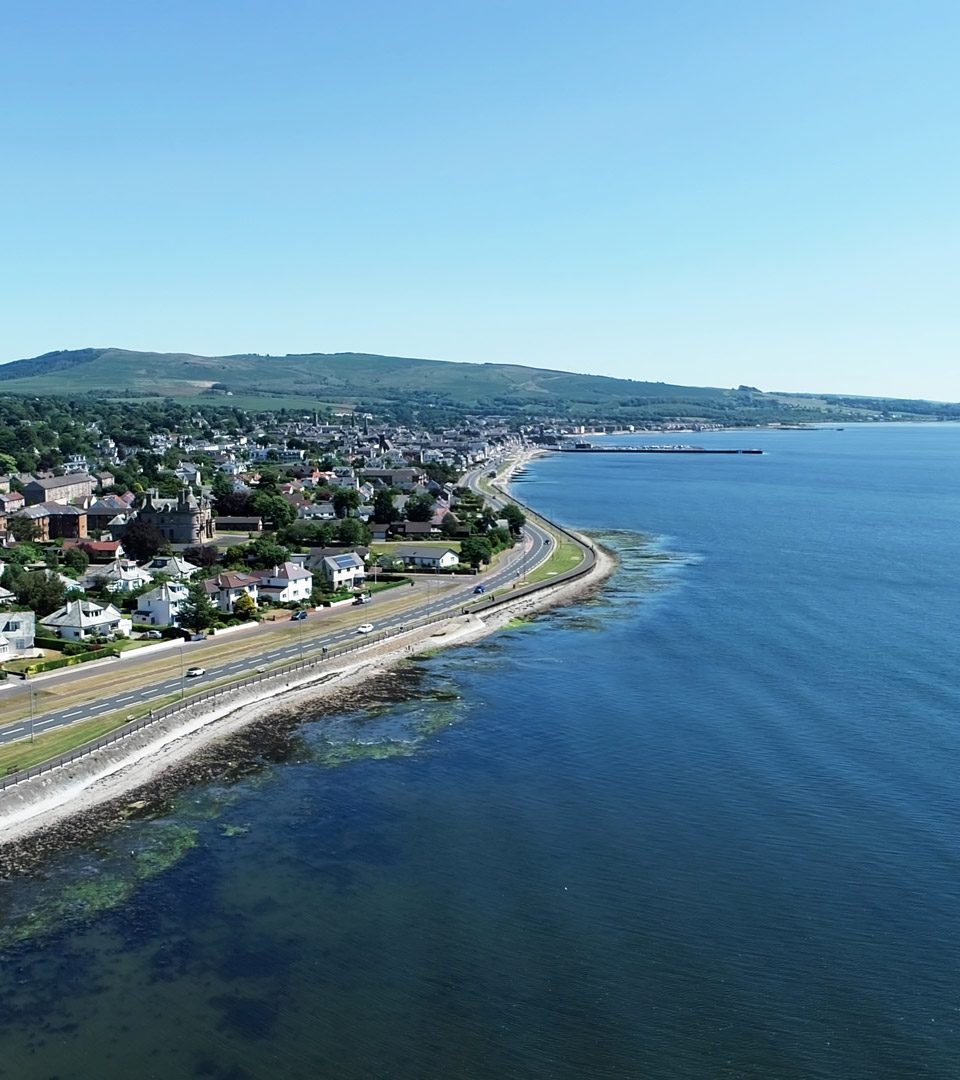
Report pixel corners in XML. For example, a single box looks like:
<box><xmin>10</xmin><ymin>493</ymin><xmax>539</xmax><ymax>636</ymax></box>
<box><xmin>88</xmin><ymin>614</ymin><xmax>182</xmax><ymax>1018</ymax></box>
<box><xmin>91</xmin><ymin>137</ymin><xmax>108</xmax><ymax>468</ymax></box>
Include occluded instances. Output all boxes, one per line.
<box><xmin>0</xmin><ymin>479</ymin><xmax>615</xmax><ymax>855</ymax></box>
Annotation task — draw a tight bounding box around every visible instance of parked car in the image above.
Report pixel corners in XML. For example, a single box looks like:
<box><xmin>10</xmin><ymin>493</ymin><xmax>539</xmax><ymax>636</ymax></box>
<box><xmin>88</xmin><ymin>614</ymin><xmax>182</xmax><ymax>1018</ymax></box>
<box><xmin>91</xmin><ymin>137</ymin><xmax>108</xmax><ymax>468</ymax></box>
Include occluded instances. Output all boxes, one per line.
<box><xmin>185</xmin><ymin>666</ymin><xmax>205</xmax><ymax>677</ymax></box>
<box><xmin>473</xmin><ymin>585</ymin><xmax>486</xmax><ymax>594</ymax></box>
<box><xmin>291</xmin><ymin>609</ymin><xmax>308</xmax><ymax>621</ymax></box>
<box><xmin>356</xmin><ymin>623</ymin><xmax>374</xmax><ymax>634</ymax></box>
<box><xmin>142</xmin><ymin>630</ymin><xmax>163</xmax><ymax>639</ymax></box>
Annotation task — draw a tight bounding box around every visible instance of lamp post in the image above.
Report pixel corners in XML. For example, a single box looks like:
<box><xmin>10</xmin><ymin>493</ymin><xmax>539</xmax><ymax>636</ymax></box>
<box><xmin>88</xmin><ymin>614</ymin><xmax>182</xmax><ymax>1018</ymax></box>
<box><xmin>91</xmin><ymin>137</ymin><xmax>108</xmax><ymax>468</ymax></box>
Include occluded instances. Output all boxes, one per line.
<box><xmin>178</xmin><ymin>643</ymin><xmax>185</xmax><ymax>699</ymax></box>
<box><xmin>298</xmin><ymin>616</ymin><xmax>304</xmax><ymax>661</ymax></box>
<box><xmin>29</xmin><ymin>685</ymin><xmax>35</xmax><ymax>743</ymax></box>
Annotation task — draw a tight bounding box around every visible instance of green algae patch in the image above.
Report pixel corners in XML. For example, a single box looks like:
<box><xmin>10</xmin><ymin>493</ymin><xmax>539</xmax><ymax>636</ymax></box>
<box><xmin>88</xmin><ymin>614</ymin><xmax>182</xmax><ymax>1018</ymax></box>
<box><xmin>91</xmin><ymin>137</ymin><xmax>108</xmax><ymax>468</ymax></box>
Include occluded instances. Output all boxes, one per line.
<box><xmin>0</xmin><ymin>824</ymin><xmax>200</xmax><ymax>951</ymax></box>
<box><xmin>504</xmin><ymin>616</ymin><xmax>536</xmax><ymax>629</ymax></box>
<box><xmin>311</xmin><ymin>738</ymin><xmax>417</xmax><ymax>768</ymax></box>
<box><xmin>220</xmin><ymin>824</ymin><xmax>250</xmax><ymax>838</ymax></box>
<box><xmin>132</xmin><ymin>825</ymin><xmax>199</xmax><ymax>881</ymax></box>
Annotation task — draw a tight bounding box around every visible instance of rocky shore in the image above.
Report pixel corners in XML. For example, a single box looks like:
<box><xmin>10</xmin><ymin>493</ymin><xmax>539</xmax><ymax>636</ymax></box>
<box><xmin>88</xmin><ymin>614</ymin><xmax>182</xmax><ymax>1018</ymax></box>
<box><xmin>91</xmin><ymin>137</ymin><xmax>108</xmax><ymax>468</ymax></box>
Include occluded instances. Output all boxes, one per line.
<box><xmin>0</xmin><ymin>525</ymin><xmax>616</xmax><ymax>870</ymax></box>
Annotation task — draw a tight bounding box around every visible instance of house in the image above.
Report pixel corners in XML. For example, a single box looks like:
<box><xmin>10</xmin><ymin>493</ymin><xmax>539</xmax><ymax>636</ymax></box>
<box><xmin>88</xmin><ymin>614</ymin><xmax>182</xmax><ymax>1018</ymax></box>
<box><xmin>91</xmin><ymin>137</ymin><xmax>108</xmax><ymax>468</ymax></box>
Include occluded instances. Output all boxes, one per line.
<box><xmin>398</xmin><ymin>520</ymin><xmax>439</xmax><ymax>539</ymax></box>
<box><xmin>142</xmin><ymin>554</ymin><xmax>199</xmax><ymax>580</ymax></box>
<box><xmin>320</xmin><ymin>553</ymin><xmax>366</xmax><ymax>590</ymax></box>
<box><xmin>214</xmin><ymin>515</ymin><xmax>264</xmax><ymax>533</ymax></box>
<box><xmin>135</xmin><ymin>581</ymin><xmax>190</xmax><ymax>627</ymax></box>
<box><xmin>134</xmin><ymin>488</ymin><xmax>215</xmax><ymax>544</ymax></box>
<box><xmin>0</xmin><ymin>610</ymin><xmax>36</xmax><ymax>659</ymax></box>
<box><xmin>82</xmin><ymin>558</ymin><xmax>153</xmax><ymax>595</ymax></box>
<box><xmin>391</xmin><ymin>545</ymin><xmax>460</xmax><ymax>569</ymax></box>
<box><xmin>85</xmin><ymin>495</ymin><xmax>136</xmax><ymax>533</ymax></box>
<box><xmin>40</xmin><ymin>599</ymin><xmax>132</xmax><ymax>641</ymax></box>
<box><xmin>0</xmin><ymin>491</ymin><xmax>25</xmax><ymax>514</ymax></box>
<box><xmin>254</xmin><ymin>562</ymin><xmax>313</xmax><ymax>605</ymax></box>
<box><xmin>75</xmin><ymin>539</ymin><xmax>125</xmax><ymax>562</ymax></box>
<box><xmin>298</xmin><ymin>501</ymin><xmax>336</xmax><ymax>521</ymax></box>
<box><xmin>23</xmin><ymin>473</ymin><xmax>96</xmax><ymax>506</ymax></box>
<box><xmin>203</xmin><ymin>571</ymin><xmax>259</xmax><ymax>612</ymax></box>
<box><xmin>14</xmin><ymin>503</ymin><xmax>88</xmax><ymax>541</ymax></box>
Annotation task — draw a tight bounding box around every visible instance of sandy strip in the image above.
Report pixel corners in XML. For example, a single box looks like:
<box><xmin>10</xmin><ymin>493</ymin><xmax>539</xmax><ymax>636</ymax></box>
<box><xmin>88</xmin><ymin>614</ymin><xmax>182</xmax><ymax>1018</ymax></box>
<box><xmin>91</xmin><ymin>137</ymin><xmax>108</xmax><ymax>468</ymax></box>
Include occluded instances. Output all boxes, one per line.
<box><xmin>0</xmin><ymin>532</ymin><xmax>615</xmax><ymax>846</ymax></box>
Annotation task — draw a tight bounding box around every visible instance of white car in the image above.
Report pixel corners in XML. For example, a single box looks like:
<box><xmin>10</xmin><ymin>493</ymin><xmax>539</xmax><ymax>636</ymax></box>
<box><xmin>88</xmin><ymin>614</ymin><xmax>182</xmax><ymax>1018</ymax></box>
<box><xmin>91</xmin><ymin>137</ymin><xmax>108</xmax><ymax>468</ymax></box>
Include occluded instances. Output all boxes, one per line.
<box><xmin>356</xmin><ymin>623</ymin><xmax>374</xmax><ymax>634</ymax></box>
<box><xmin>185</xmin><ymin>666</ymin><xmax>206</xmax><ymax>677</ymax></box>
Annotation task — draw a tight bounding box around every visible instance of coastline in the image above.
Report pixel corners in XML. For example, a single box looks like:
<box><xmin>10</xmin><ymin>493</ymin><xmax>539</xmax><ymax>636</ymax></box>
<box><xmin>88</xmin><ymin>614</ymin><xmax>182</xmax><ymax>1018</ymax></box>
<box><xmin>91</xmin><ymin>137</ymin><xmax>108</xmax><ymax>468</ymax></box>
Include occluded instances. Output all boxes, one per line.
<box><xmin>0</xmin><ymin>480</ymin><xmax>615</xmax><ymax>855</ymax></box>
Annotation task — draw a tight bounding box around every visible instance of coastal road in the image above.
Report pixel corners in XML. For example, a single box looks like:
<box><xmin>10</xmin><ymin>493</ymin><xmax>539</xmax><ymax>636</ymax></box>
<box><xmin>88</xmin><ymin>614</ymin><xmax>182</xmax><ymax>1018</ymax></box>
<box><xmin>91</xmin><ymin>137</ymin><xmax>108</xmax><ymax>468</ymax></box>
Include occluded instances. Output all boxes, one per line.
<box><xmin>0</xmin><ymin>484</ymin><xmax>553</xmax><ymax>747</ymax></box>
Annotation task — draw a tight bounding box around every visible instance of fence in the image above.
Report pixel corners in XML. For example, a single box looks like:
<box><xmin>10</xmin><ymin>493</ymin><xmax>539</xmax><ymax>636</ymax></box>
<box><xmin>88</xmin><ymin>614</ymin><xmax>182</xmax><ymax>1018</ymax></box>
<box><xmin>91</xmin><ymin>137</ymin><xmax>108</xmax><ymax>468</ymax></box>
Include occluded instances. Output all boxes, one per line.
<box><xmin>0</xmin><ymin>489</ymin><xmax>597</xmax><ymax>792</ymax></box>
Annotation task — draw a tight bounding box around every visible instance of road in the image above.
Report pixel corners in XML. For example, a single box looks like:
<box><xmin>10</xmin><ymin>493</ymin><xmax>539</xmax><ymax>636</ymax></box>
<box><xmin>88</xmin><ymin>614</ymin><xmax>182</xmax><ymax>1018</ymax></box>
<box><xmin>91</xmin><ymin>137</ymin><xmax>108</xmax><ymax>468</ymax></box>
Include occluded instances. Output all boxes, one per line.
<box><xmin>0</xmin><ymin>473</ymin><xmax>553</xmax><ymax>747</ymax></box>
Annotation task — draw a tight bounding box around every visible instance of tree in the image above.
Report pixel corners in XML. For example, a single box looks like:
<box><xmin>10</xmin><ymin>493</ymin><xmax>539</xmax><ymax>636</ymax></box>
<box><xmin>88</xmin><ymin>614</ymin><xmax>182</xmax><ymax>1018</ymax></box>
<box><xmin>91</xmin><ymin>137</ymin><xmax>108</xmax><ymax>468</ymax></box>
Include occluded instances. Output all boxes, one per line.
<box><xmin>183</xmin><ymin>544</ymin><xmax>221</xmax><ymax>568</ymax></box>
<box><xmin>179</xmin><ymin>582</ymin><xmax>219</xmax><ymax>633</ymax></box>
<box><xmin>332</xmin><ymin>488</ymin><xmax>361</xmax><ymax>518</ymax></box>
<box><xmin>248</xmin><ymin>537</ymin><xmax>289</xmax><ymax>569</ymax></box>
<box><xmin>502</xmin><ymin>504</ymin><xmax>526</xmax><ymax>536</ymax></box>
<box><xmin>63</xmin><ymin>547</ymin><xmax>90</xmax><ymax>575</ymax></box>
<box><xmin>120</xmin><ymin>518</ymin><xmax>167</xmax><ymax>561</ymax></box>
<box><xmin>8</xmin><ymin>516</ymin><xmax>39</xmax><ymax>543</ymax></box>
<box><xmin>250</xmin><ymin>492</ymin><xmax>296</xmax><ymax>529</ymax></box>
<box><xmin>459</xmin><ymin>536</ymin><xmax>492</xmax><ymax>569</ymax></box>
<box><xmin>233</xmin><ymin>591</ymin><xmax>258</xmax><ymax>621</ymax></box>
<box><xmin>373</xmin><ymin>488</ymin><xmax>399</xmax><ymax>524</ymax></box>
<box><xmin>404</xmin><ymin>492</ymin><xmax>436</xmax><ymax>522</ymax></box>
<box><xmin>440</xmin><ymin>512</ymin><xmax>461</xmax><ymax>539</ymax></box>
<box><xmin>210</xmin><ymin>470</ymin><xmax>236</xmax><ymax>505</ymax></box>
<box><xmin>14</xmin><ymin>570</ymin><xmax>67</xmax><ymax>617</ymax></box>
<box><xmin>337</xmin><ymin>517</ymin><xmax>371</xmax><ymax>546</ymax></box>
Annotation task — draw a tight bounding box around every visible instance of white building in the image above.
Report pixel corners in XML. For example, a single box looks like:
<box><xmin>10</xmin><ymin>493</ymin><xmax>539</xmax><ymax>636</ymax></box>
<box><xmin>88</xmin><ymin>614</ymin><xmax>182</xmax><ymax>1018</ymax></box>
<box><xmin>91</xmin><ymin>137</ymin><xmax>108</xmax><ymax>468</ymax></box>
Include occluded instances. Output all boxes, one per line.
<box><xmin>320</xmin><ymin>553</ymin><xmax>366</xmax><ymax>589</ymax></box>
<box><xmin>0</xmin><ymin>611</ymin><xmax>36</xmax><ymax>659</ymax></box>
<box><xmin>392</xmin><ymin>545</ymin><xmax>460</xmax><ymax>569</ymax></box>
<box><xmin>255</xmin><ymin>562</ymin><xmax>313</xmax><ymax>605</ymax></box>
<box><xmin>40</xmin><ymin>600</ymin><xmax>132</xmax><ymax>641</ymax></box>
<box><xmin>135</xmin><ymin>581</ymin><xmax>190</xmax><ymax>627</ymax></box>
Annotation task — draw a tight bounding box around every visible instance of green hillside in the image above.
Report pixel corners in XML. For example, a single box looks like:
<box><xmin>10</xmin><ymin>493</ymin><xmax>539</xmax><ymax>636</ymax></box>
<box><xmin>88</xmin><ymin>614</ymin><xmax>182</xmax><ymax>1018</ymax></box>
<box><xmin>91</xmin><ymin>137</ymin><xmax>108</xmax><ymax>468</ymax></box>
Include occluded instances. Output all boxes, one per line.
<box><xmin>0</xmin><ymin>347</ymin><xmax>956</xmax><ymax>425</ymax></box>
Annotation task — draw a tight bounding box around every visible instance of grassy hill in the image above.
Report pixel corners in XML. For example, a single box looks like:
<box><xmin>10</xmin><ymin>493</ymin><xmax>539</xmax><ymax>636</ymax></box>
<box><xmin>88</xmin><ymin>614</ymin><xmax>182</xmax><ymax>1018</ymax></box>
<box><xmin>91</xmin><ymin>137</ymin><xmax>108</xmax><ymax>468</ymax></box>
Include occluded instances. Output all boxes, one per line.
<box><xmin>0</xmin><ymin>347</ymin><xmax>956</xmax><ymax>424</ymax></box>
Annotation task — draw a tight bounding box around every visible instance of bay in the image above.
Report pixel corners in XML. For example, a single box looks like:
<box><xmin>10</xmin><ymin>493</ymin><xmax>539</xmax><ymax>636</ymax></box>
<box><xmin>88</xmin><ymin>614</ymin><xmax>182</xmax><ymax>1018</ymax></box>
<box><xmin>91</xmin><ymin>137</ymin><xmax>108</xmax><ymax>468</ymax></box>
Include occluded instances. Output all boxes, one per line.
<box><xmin>1</xmin><ymin>424</ymin><xmax>959</xmax><ymax>1079</ymax></box>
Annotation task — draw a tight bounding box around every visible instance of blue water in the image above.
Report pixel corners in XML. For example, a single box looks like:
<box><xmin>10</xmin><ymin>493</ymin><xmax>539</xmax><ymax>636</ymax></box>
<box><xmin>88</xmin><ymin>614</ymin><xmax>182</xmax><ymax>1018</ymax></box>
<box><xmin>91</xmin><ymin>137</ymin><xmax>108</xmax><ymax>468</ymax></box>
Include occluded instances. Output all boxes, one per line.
<box><xmin>2</xmin><ymin>424</ymin><xmax>960</xmax><ymax>1079</ymax></box>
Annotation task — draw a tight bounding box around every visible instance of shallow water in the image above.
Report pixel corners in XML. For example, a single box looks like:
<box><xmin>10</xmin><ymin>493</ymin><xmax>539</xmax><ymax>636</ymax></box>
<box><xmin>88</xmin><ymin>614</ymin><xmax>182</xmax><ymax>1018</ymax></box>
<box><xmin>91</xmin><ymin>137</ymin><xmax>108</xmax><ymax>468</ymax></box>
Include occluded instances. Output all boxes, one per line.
<box><xmin>1</xmin><ymin>424</ymin><xmax>960</xmax><ymax>1078</ymax></box>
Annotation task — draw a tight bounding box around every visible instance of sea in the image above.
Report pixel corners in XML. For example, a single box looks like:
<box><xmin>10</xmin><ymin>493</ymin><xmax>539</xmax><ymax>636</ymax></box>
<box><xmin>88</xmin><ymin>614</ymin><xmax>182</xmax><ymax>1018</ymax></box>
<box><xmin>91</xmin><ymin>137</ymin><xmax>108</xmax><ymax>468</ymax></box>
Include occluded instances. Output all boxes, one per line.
<box><xmin>1</xmin><ymin>424</ymin><xmax>959</xmax><ymax>1080</ymax></box>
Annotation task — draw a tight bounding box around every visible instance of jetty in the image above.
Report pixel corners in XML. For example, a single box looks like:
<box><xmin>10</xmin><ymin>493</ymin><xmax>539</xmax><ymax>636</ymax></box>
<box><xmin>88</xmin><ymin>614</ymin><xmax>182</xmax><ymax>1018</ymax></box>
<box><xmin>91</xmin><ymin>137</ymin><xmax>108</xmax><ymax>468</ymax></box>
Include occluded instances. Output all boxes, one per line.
<box><xmin>556</xmin><ymin>444</ymin><xmax>763</xmax><ymax>455</ymax></box>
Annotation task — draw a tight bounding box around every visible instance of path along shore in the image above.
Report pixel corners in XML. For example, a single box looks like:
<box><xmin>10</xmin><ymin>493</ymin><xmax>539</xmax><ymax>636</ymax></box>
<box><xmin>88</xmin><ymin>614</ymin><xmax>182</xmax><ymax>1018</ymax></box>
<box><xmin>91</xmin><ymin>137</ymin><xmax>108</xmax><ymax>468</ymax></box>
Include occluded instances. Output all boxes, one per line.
<box><xmin>0</xmin><ymin>458</ymin><xmax>614</xmax><ymax>849</ymax></box>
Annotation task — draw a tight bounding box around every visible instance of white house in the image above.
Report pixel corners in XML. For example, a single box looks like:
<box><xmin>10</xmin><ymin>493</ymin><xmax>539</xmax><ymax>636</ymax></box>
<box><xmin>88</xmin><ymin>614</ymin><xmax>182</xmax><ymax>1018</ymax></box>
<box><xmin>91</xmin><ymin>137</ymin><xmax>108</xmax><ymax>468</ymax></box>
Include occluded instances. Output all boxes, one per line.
<box><xmin>392</xmin><ymin>545</ymin><xmax>460</xmax><ymax>569</ymax></box>
<box><xmin>135</xmin><ymin>581</ymin><xmax>190</xmax><ymax>626</ymax></box>
<box><xmin>40</xmin><ymin>600</ymin><xmax>132</xmax><ymax>641</ymax></box>
<box><xmin>298</xmin><ymin>501</ymin><xmax>336</xmax><ymax>521</ymax></box>
<box><xmin>0</xmin><ymin>610</ymin><xmax>36</xmax><ymax>659</ymax></box>
<box><xmin>320</xmin><ymin>552</ymin><xmax>366</xmax><ymax>589</ymax></box>
<box><xmin>203</xmin><ymin>571</ymin><xmax>259</xmax><ymax>613</ymax></box>
<box><xmin>83</xmin><ymin>558</ymin><xmax>154</xmax><ymax>595</ymax></box>
<box><xmin>255</xmin><ymin>562</ymin><xmax>313</xmax><ymax>605</ymax></box>
<box><xmin>142</xmin><ymin>554</ymin><xmax>199</xmax><ymax>580</ymax></box>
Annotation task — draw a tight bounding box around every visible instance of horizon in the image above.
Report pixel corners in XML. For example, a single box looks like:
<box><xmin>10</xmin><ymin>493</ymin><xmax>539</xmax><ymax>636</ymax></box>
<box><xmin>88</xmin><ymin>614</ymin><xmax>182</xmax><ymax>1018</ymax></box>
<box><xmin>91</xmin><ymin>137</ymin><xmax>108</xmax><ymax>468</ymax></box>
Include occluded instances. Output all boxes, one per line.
<box><xmin>2</xmin><ymin>3</ymin><xmax>958</xmax><ymax>400</ymax></box>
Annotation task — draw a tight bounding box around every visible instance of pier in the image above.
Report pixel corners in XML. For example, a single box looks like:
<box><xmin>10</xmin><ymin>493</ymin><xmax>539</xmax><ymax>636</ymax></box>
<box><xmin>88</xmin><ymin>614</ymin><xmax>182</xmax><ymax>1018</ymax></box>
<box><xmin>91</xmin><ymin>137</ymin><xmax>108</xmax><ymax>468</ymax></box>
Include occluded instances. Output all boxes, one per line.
<box><xmin>556</xmin><ymin>445</ymin><xmax>763</xmax><ymax>455</ymax></box>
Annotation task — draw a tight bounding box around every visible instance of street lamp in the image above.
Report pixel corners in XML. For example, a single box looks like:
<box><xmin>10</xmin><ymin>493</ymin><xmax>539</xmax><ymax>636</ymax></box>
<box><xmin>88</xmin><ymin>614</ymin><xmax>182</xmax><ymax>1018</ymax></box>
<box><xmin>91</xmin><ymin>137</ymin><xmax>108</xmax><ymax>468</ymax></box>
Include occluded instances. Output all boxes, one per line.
<box><xmin>178</xmin><ymin>643</ymin><xmax>185</xmax><ymax>699</ymax></box>
<box><xmin>29</xmin><ymin>686</ymin><xmax>35</xmax><ymax>743</ymax></box>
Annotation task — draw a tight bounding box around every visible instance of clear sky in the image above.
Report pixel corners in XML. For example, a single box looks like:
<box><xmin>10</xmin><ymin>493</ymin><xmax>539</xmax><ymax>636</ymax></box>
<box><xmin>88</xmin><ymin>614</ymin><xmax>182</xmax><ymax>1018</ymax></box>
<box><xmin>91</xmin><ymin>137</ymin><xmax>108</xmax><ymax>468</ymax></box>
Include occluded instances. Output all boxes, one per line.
<box><xmin>1</xmin><ymin>1</ymin><xmax>957</xmax><ymax>400</ymax></box>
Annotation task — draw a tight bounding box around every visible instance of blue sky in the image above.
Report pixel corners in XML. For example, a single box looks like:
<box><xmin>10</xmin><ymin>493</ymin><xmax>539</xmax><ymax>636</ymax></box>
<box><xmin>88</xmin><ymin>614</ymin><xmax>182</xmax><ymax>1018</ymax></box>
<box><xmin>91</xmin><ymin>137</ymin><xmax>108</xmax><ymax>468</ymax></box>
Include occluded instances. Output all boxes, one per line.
<box><xmin>1</xmin><ymin>1</ymin><xmax>957</xmax><ymax>399</ymax></box>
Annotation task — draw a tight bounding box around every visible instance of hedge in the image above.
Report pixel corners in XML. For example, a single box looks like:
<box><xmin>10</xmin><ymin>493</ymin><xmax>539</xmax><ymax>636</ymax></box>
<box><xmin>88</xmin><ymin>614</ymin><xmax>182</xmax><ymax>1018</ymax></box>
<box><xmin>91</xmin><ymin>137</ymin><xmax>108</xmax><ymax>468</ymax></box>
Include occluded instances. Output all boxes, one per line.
<box><xmin>27</xmin><ymin>648</ymin><xmax>120</xmax><ymax>674</ymax></box>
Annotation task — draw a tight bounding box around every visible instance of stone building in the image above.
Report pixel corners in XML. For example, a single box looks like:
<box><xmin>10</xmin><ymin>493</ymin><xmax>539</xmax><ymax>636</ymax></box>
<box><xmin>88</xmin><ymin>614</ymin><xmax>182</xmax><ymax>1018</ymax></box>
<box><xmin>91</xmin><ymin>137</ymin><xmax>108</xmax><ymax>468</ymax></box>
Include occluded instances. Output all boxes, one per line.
<box><xmin>134</xmin><ymin>489</ymin><xmax>215</xmax><ymax>545</ymax></box>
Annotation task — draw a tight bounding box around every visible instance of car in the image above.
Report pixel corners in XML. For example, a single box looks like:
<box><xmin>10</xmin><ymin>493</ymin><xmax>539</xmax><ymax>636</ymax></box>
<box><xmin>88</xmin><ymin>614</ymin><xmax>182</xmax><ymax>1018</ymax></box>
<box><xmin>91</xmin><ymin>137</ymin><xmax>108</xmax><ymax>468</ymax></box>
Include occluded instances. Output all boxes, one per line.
<box><xmin>291</xmin><ymin>609</ymin><xmax>308</xmax><ymax>621</ymax></box>
<box><xmin>473</xmin><ymin>585</ymin><xmax>486</xmax><ymax>594</ymax></box>
<box><xmin>185</xmin><ymin>666</ymin><xmax>205</xmax><ymax>678</ymax></box>
<box><xmin>356</xmin><ymin>623</ymin><xmax>374</xmax><ymax>634</ymax></box>
<box><xmin>142</xmin><ymin>630</ymin><xmax>163</xmax><ymax>639</ymax></box>
<box><xmin>352</xmin><ymin>594</ymin><xmax>371</xmax><ymax>605</ymax></box>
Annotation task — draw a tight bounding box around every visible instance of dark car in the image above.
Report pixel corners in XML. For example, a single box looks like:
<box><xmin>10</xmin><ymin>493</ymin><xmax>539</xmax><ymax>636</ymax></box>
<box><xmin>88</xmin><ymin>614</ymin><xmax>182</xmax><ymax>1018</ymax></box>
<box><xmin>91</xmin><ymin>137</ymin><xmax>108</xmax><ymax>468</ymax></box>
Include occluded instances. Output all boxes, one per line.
<box><xmin>291</xmin><ymin>610</ymin><xmax>308</xmax><ymax>621</ymax></box>
<box><xmin>473</xmin><ymin>585</ymin><xmax>486</xmax><ymax>594</ymax></box>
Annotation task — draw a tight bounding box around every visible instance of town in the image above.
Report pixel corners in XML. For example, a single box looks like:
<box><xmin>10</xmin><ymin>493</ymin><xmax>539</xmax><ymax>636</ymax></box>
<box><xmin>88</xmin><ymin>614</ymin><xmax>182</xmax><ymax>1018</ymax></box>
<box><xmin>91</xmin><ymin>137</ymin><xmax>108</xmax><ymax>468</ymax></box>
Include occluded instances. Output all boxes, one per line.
<box><xmin>0</xmin><ymin>402</ymin><xmax>538</xmax><ymax>674</ymax></box>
